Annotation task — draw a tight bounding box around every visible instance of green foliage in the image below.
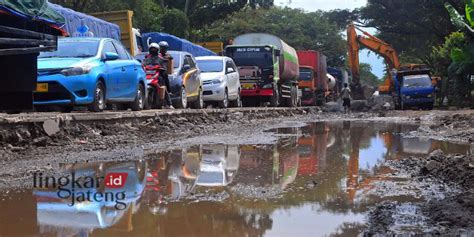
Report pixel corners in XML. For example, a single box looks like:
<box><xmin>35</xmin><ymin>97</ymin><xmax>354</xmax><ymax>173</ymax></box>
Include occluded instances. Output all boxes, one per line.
<box><xmin>359</xmin><ymin>63</ymin><xmax>381</xmax><ymax>87</ymax></box>
<box><xmin>159</xmin><ymin>8</ymin><xmax>190</xmax><ymax>38</ymax></box>
<box><xmin>201</xmin><ymin>7</ymin><xmax>346</xmax><ymax>66</ymax></box>
<box><xmin>359</xmin><ymin>0</ymin><xmax>458</xmax><ymax>64</ymax></box>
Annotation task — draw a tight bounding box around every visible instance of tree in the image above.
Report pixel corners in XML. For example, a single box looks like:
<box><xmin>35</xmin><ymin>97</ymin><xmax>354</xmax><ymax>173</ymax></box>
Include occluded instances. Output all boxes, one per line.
<box><xmin>201</xmin><ymin>7</ymin><xmax>347</xmax><ymax>66</ymax></box>
<box><xmin>159</xmin><ymin>8</ymin><xmax>190</xmax><ymax>38</ymax></box>
<box><xmin>358</xmin><ymin>0</ymin><xmax>460</xmax><ymax>65</ymax></box>
<box><xmin>359</xmin><ymin>63</ymin><xmax>381</xmax><ymax>87</ymax></box>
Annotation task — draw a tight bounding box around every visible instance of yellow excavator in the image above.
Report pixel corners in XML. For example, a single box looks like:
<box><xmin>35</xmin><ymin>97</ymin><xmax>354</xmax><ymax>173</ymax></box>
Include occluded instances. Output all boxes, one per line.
<box><xmin>347</xmin><ymin>24</ymin><xmax>436</xmax><ymax>110</ymax></box>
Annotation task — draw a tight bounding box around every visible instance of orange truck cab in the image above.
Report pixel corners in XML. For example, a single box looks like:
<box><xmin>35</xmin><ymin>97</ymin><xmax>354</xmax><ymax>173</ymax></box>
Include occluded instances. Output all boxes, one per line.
<box><xmin>297</xmin><ymin>51</ymin><xmax>328</xmax><ymax>106</ymax></box>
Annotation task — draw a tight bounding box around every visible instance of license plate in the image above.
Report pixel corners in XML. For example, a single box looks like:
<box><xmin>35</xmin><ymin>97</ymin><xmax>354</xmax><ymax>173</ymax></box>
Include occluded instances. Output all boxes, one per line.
<box><xmin>36</xmin><ymin>83</ymin><xmax>48</xmax><ymax>93</ymax></box>
<box><xmin>242</xmin><ymin>83</ymin><xmax>255</xmax><ymax>90</ymax></box>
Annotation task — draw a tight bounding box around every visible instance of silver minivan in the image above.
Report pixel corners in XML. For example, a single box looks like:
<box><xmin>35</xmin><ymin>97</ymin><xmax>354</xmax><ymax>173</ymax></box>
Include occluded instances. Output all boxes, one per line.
<box><xmin>196</xmin><ymin>56</ymin><xmax>241</xmax><ymax>108</ymax></box>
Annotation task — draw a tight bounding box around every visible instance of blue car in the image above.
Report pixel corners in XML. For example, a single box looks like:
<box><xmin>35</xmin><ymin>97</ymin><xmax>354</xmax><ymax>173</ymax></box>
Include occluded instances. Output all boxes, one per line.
<box><xmin>35</xmin><ymin>37</ymin><xmax>147</xmax><ymax>112</ymax></box>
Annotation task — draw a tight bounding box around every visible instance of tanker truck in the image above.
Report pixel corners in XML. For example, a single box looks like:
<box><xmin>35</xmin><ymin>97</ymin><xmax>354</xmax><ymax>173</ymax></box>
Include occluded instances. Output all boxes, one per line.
<box><xmin>225</xmin><ymin>33</ymin><xmax>300</xmax><ymax>107</ymax></box>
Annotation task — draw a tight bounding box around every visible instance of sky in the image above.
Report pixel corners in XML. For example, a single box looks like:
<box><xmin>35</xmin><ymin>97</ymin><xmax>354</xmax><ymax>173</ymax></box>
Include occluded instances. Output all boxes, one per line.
<box><xmin>276</xmin><ymin>0</ymin><xmax>386</xmax><ymax>79</ymax></box>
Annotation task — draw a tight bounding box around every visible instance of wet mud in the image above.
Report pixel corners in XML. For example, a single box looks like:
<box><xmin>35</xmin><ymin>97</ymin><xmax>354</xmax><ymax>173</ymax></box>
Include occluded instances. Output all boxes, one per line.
<box><xmin>0</xmin><ymin>109</ymin><xmax>473</xmax><ymax>236</ymax></box>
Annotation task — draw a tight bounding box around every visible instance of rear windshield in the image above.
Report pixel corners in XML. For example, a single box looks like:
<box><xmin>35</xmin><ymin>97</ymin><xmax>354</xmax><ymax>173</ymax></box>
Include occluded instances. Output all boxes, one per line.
<box><xmin>196</xmin><ymin>60</ymin><xmax>224</xmax><ymax>73</ymax></box>
<box><xmin>39</xmin><ymin>40</ymin><xmax>99</xmax><ymax>58</ymax></box>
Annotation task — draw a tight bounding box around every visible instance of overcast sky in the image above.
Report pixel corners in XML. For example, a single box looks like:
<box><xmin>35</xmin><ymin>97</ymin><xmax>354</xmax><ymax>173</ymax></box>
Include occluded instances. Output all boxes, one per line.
<box><xmin>276</xmin><ymin>0</ymin><xmax>386</xmax><ymax>79</ymax></box>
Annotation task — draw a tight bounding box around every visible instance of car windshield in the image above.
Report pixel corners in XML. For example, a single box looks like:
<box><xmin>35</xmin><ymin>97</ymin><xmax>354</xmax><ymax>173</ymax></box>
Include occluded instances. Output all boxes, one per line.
<box><xmin>403</xmin><ymin>74</ymin><xmax>432</xmax><ymax>88</ymax></box>
<box><xmin>196</xmin><ymin>60</ymin><xmax>223</xmax><ymax>73</ymax></box>
<box><xmin>299</xmin><ymin>68</ymin><xmax>313</xmax><ymax>81</ymax></box>
<box><xmin>39</xmin><ymin>40</ymin><xmax>99</xmax><ymax>58</ymax></box>
<box><xmin>197</xmin><ymin>171</ymin><xmax>224</xmax><ymax>185</ymax></box>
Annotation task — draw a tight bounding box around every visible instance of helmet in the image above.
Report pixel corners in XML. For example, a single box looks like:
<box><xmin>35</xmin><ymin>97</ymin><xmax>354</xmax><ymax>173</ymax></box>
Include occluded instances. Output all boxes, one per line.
<box><xmin>149</xmin><ymin>43</ymin><xmax>160</xmax><ymax>50</ymax></box>
<box><xmin>158</xmin><ymin>41</ymin><xmax>169</xmax><ymax>48</ymax></box>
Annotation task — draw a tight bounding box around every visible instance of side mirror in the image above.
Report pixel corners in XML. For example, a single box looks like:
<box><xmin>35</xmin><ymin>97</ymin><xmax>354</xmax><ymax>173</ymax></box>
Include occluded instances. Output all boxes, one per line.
<box><xmin>226</xmin><ymin>67</ymin><xmax>235</xmax><ymax>74</ymax></box>
<box><xmin>182</xmin><ymin>65</ymin><xmax>191</xmax><ymax>73</ymax></box>
<box><xmin>104</xmin><ymin>52</ymin><xmax>119</xmax><ymax>61</ymax></box>
<box><xmin>275</xmin><ymin>50</ymin><xmax>281</xmax><ymax>57</ymax></box>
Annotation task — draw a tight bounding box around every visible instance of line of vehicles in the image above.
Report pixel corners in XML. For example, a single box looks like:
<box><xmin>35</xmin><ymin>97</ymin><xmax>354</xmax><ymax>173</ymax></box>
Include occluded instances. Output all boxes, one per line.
<box><xmin>0</xmin><ymin>1</ymin><xmax>437</xmax><ymax>113</ymax></box>
<box><xmin>0</xmin><ymin>3</ymin><xmax>347</xmax><ymax>113</ymax></box>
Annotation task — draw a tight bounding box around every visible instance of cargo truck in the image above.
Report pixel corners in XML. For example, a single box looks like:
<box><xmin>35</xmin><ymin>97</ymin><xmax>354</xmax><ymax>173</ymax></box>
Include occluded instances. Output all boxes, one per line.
<box><xmin>49</xmin><ymin>4</ymin><xmax>121</xmax><ymax>41</ymax></box>
<box><xmin>90</xmin><ymin>10</ymin><xmax>144</xmax><ymax>56</ymax></box>
<box><xmin>0</xmin><ymin>1</ymin><xmax>63</xmax><ymax>112</ymax></box>
<box><xmin>225</xmin><ymin>33</ymin><xmax>301</xmax><ymax>107</ymax></box>
<box><xmin>297</xmin><ymin>50</ymin><xmax>329</xmax><ymax>106</ymax></box>
<box><xmin>143</xmin><ymin>32</ymin><xmax>216</xmax><ymax>57</ymax></box>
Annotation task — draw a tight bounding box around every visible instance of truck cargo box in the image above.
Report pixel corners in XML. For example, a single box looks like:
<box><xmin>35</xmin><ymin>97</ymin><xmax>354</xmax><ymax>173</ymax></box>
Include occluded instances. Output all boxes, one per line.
<box><xmin>48</xmin><ymin>3</ymin><xmax>121</xmax><ymax>41</ymax></box>
<box><xmin>297</xmin><ymin>50</ymin><xmax>328</xmax><ymax>92</ymax></box>
<box><xmin>143</xmin><ymin>32</ymin><xmax>216</xmax><ymax>57</ymax></box>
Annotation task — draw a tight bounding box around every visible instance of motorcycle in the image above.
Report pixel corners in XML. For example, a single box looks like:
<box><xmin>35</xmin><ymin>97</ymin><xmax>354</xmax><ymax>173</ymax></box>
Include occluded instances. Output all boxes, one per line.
<box><xmin>144</xmin><ymin>64</ymin><xmax>166</xmax><ymax>109</ymax></box>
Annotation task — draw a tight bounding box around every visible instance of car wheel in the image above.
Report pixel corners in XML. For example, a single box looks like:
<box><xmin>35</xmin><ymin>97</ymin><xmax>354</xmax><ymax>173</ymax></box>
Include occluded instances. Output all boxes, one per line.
<box><xmin>89</xmin><ymin>81</ymin><xmax>106</xmax><ymax>112</ymax></box>
<box><xmin>130</xmin><ymin>83</ymin><xmax>145</xmax><ymax>111</ymax></box>
<box><xmin>218</xmin><ymin>89</ymin><xmax>229</xmax><ymax>108</ymax></box>
<box><xmin>174</xmin><ymin>86</ymin><xmax>187</xmax><ymax>109</ymax></box>
<box><xmin>192</xmin><ymin>88</ymin><xmax>204</xmax><ymax>109</ymax></box>
<box><xmin>230</xmin><ymin>90</ymin><xmax>242</xmax><ymax>108</ymax></box>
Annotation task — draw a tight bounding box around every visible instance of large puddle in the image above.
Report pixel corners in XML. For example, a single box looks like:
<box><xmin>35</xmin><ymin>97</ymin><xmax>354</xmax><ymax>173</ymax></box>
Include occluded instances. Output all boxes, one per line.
<box><xmin>0</xmin><ymin>121</ymin><xmax>471</xmax><ymax>236</ymax></box>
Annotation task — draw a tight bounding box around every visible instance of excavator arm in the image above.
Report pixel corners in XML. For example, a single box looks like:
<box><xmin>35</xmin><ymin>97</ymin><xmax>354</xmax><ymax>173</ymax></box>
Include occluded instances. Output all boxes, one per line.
<box><xmin>347</xmin><ymin>24</ymin><xmax>401</xmax><ymax>95</ymax></box>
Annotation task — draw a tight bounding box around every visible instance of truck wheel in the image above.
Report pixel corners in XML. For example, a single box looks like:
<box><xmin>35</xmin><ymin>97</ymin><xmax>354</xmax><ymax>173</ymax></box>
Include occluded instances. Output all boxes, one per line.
<box><xmin>270</xmin><ymin>87</ymin><xmax>279</xmax><ymax>107</ymax></box>
<box><xmin>192</xmin><ymin>88</ymin><xmax>204</xmax><ymax>109</ymax></box>
<box><xmin>218</xmin><ymin>89</ymin><xmax>229</xmax><ymax>108</ymax></box>
<box><xmin>130</xmin><ymin>83</ymin><xmax>145</xmax><ymax>111</ymax></box>
<box><xmin>89</xmin><ymin>81</ymin><xmax>106</xmax><ymax>112</ymax></box>
<box><xmin>174</xmin><ymin>86</ymin><xmax>187</xmax><ymax>109</ymax></box>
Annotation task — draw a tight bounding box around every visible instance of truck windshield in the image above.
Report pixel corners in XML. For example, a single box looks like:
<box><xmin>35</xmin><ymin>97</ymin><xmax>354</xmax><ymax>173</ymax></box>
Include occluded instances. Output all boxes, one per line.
<box><xmin>227</xmin><ymin>47</ymin><xmax>273</xmax><ymax>68</ymax></box>
<box><xmin>196</xmin><ymin>60</ymin><xmax>223</xmax><ymax>73</ymax></box>
<box><xmin>403</xmin><ymin>74</ymin><xmax>432</xmax><ymax>88</ymax></box>
<box><xmin>39</xmin><ymin>40</ymin><xmax>99</xmax><ymax>58</ymax></box>
<box><xmin>299</xmin><ymin>68</ymin><xmax>313</xmax><ymax>81</ymax></box>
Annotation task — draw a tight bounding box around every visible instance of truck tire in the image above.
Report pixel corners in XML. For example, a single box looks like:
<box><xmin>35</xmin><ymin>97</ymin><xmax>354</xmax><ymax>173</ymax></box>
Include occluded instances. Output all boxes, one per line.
<box><xmin>89</xmin><ymin>81</ymin><xmax>106</xmax><ymax>112</ymax></box>
<box><xmin>270</xmin><ymin>87</ymin><xmax>280</xmax><ymax>107</ymax></box>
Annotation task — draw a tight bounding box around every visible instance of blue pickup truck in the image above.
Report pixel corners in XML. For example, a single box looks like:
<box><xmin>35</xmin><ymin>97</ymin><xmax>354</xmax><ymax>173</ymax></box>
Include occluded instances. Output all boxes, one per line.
<box><xmin>393</xmin><ymin>68</ymin><xmax>435</xmax><ymax>110</ymax></box>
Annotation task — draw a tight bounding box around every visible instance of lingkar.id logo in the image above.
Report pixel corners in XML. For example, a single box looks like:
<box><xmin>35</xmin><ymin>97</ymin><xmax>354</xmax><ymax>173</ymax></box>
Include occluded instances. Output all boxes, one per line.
<box><xmin>34</xmin><ymin>172</ymin><xmax>129</xmax><ymax>210</ymax></box>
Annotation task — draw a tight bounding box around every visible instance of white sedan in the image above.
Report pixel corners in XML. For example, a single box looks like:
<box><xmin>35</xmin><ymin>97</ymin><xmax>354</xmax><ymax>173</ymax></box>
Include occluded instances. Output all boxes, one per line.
<box><xmin>196</xmin><ymin>56</ymin><xmax>242</xmax><ymax>108</ymax></box>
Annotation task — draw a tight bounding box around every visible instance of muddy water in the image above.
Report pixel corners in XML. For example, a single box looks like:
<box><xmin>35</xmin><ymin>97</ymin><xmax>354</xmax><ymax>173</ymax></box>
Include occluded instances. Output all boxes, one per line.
<box><xmin>0</xmin><ymin>121</ymin><xmax>470</xmax><ymax>237</ymax></box>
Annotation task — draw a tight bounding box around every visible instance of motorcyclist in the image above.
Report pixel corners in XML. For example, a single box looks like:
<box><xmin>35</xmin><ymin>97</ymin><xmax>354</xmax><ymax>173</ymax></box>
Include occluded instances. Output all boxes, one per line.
<box><xmin>143</xmin><ymin>42</ymin><xmax>174</xmax><ymax>109</ymax></box>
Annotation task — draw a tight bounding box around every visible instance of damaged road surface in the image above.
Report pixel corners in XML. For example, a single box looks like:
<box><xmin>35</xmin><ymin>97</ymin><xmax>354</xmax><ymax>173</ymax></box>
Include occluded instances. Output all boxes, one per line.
<box><xmin>0</xmin><ymin>109</ymin><xmax>473</xmax><ymax>236</ymax></box>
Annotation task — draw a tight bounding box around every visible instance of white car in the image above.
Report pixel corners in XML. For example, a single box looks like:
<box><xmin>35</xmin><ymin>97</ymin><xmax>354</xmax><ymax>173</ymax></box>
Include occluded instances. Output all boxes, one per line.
<box><xmin>196</xmin><ymin>56</ymin><xmax>241</xmax><ymax>108</ymax></box>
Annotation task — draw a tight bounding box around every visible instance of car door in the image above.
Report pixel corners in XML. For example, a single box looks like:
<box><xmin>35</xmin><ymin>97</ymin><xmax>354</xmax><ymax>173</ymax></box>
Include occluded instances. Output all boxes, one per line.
<box><xmin>101</xmin><ymin>40</ymin><xmax>122</xmax><ymax>100</ymax></box>
<box><xmin>113</xmin><ymin>41</ymin><xmax>137</xmax><ymax>100</ymax></box>
<box><xmin>183</xmin><ymin>55</ymin><xmax>200</xmax><ymax>98</ymax></box>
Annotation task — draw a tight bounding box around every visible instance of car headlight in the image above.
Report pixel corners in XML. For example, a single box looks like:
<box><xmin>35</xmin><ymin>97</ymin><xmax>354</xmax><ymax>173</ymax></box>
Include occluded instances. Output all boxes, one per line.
<box><xmin>427</xmin><ymin>94</ymin><xmax>433</xmax><ymax>98</ymax></box>
<box><xmin>212</xmin><ymin>78</ymin><xmax>223</xmax><ymax>84</ymax></box>
<box><xmin>61</xmin><ymin>64</ymin><xmax>92</xmax><ymax>77</ymax></box>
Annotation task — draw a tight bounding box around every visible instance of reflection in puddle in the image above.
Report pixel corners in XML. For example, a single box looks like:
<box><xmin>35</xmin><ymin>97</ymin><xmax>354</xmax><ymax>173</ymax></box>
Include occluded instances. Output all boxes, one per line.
<box><xmin>0</xmin><ymin>121</ymin><xmax>470</xmax><ymax>236</ymax></box>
